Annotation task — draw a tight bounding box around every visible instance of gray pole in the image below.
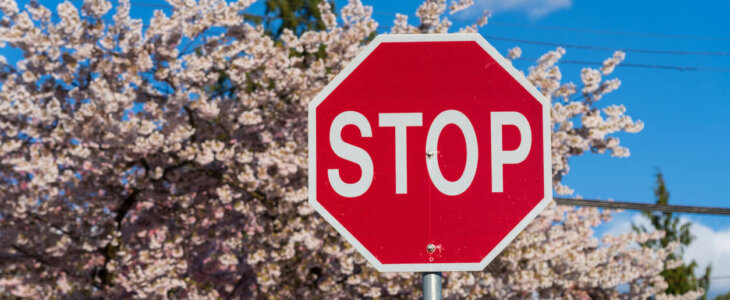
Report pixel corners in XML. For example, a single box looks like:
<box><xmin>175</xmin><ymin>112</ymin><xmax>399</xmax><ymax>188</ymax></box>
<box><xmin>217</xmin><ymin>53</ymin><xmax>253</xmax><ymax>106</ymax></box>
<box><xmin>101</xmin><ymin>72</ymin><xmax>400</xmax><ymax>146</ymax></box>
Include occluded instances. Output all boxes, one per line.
<box><xmin>422</xmin><ymin>272</ymin><xmax>442</xmax><ymax>300</ymax></box>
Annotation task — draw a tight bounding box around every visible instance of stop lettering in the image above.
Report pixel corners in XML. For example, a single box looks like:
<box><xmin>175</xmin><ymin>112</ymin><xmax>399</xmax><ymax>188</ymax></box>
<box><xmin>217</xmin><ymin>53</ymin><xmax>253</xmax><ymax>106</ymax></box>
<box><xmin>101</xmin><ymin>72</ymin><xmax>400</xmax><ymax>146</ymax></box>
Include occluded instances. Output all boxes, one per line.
<box><xmin>327</xmin><ymin>110</ymin><xmax>531</xmax><ymax>197</ymax></box>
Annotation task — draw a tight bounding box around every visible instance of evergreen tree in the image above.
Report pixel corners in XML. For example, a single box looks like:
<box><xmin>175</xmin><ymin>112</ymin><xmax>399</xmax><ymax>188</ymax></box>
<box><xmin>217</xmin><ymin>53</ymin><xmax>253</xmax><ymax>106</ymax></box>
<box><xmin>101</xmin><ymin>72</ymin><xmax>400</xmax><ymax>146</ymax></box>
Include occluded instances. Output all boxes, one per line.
<box><xmin>263</xmin><ymin>0</ymin><xmax>336</xmax><ymax>38</ymax></box>
<box><xmin>203</xmin><ymin>0</ymin><xmax>339</xmax><ymax>111</ymax></box>
<box><xmin>634</xmin><ymin>172</ymin><xmax>712</xmax><ymax>298</ymax></box>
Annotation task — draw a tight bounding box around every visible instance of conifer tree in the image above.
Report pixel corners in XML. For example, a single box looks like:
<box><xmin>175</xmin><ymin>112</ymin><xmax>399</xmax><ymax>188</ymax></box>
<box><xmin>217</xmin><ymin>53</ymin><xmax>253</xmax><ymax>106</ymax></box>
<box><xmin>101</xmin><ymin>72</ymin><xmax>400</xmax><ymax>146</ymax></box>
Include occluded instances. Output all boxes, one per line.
<box><xmin>263</xmin><ymin>0</ymin><xmax>335</xmax><ymax>38</ymax></box>
<box><xmin>634</xmin><ymin>172</ymin><xmax>712</xmax><ymax>298</ymax></box>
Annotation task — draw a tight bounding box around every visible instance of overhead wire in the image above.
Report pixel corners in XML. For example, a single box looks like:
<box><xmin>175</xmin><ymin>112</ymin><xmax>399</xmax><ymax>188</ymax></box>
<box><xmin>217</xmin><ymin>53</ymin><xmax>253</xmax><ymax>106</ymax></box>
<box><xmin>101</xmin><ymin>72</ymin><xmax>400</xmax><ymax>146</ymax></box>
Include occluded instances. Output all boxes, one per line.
<box><xmin>144</xmin><ymin>31</ymin><xmax>730</xmax><ymax>72</ymax></box>
<box><xmin>484</xmin><ymin>21</ymin><xmax>730</xmax><ymax>42</ymax></box>
<box><xmin>557</xmin><ymin>197</ymin><xmax>730</xmax><ymax>280</ymax></box>
<box><xmin>481</xmin><ymin>35</ymin><xmax>730</xmax><ymax>57</ymax></box>
<box><xmin>515</xmin><ymin>57</ymin><xmax>730</xmax><ymax>72</ymax></box>
<box><xmin>554</xmin><ymin>198</ymin><xmax>730</xmax><ymax>216</ymax></box>
<box><xmin>369</xmin><ymin>11</ymin><xmax>730</xmax><ymax>41</ymax></box>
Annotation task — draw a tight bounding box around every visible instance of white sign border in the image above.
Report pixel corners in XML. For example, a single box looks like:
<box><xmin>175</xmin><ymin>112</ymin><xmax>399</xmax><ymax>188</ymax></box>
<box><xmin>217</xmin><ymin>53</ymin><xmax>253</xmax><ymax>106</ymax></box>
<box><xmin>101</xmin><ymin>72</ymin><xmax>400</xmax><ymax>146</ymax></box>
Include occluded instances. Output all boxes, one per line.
<box><xmin>308</xmin><ymin>33</ymin><xmax>553</xmax><ymax>272</ymax></box>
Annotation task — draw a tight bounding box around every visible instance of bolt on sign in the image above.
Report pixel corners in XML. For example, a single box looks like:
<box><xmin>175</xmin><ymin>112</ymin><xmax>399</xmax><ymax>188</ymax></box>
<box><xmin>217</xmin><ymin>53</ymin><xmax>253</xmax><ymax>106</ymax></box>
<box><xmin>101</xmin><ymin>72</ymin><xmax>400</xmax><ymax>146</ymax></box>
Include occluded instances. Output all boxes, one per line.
<box><xmin>308</xmin><ymin>34</ymin><xmax>552</xmax><ymax>272</ymax></box>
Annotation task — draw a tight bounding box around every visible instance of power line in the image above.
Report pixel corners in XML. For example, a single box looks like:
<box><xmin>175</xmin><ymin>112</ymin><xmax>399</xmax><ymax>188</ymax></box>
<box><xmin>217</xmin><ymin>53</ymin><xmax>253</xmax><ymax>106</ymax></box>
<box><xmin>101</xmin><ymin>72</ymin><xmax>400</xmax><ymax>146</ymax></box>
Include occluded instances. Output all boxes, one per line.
<box><xmin>516</xmin><ymin>57</ymin><xmax>730</xmax><ymax>72</ymax></box>
<box><xmin>480</xmin><ymin>21</ymin><xmax>730</xmax><ymax>42</ymax></box>
<box><xmin>189</xmin><ymin>29</ymin><xmax>730</xmax><ymax>73</ymax></box>
<box><xmin>554</xmin><ymin>198</ymin><xmax>730</xmax><ymax>216</ymax></box>
<box><xmin>369</xmin><ymin>11</ymin><xmax>730</xmax><ymax>42</ymax></box>
<box><xmin>483</xmin><ymin>35</ymin><xmax>730</xmax><ymax>57</ymax></box>
<box><xmin>172</xmin><ymin>24</ymin><xmax>730</xmax><ymax>73</ymax></box>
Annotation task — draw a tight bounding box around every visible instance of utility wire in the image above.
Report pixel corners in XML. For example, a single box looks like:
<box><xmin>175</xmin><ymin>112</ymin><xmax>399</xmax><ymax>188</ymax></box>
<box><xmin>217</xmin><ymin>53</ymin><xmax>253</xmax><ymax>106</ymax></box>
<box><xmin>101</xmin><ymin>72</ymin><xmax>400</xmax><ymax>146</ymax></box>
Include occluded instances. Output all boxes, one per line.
<box><xmin>482</xmin><ymin>35</ymin><xmax>730</xmax><ymax>57</ymax></box>
<box><xmin>554</xmin><ymin>198</ymin><xmax>730</xmax><ymax>216</ymax></box>
<box><xmin>369</xmin><ymin>11</ymin><xmax>730</xmax><ymax>42</ymax></box>
<box><xmin>516</xmin><ymin>57</ymin><xmax>730</xmax><ymax>72</ymax></box>
<box><xmin>187</xmin><ymin>28</ymin><xmax>730</xmax><ymax>72</ymax></box>
<box><xmin>484</xmin><ymin>21</ymin><xmax>730</xmax><ymax>42</ymax></box>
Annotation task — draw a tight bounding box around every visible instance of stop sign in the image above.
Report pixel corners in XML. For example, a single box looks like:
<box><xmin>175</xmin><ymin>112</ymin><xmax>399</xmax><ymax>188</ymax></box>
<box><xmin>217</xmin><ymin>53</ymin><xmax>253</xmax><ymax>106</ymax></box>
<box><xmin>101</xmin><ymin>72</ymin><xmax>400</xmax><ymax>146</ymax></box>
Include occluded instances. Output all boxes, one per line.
<box><xmin>308</xmin><ymin>34</ymin><xmax>551</xmax><ymax>272</ymax></box>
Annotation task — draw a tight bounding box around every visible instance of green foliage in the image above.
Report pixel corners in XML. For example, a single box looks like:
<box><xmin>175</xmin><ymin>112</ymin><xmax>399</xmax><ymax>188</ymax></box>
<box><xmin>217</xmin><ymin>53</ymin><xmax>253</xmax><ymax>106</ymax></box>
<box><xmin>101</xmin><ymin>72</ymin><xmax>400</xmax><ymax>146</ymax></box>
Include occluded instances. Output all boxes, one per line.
<box><xmin>715</xmin><ymin>292</ymin><xmax>730</xmax><ymax>300</ymax></box>
<box><xmin>196</xmin><ymin>0</ymin><xmax>340</xmax><ymax>108</ymax></box>
<box><xmin>633</xmin><ymin>172</ymin><xmax>711</xmax><ymax>298</ymax></box>
<box><xmin>263</xmin><ymin>0</ymin><xmax>336</xmax><ymax>38</ymax></box>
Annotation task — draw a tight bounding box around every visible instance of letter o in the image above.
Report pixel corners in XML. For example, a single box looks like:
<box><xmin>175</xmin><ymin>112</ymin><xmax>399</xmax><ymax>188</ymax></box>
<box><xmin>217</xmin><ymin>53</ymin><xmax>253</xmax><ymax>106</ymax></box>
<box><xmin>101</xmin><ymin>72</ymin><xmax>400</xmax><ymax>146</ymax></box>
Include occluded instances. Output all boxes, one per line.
<box><xmin>425</xmin><ymin>110</ymin><xmax>478</xmax><ymax>196</ymax></box>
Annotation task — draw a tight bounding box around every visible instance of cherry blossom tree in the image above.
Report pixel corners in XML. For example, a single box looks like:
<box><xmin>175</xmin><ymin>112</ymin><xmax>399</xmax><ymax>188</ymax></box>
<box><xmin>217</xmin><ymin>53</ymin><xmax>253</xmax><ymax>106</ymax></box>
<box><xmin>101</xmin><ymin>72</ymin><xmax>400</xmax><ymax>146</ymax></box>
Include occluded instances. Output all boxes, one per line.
<box><xmin>0</xmin><ymin>0</ymin><xmax>701</xmax><ymax>298</ymax></box>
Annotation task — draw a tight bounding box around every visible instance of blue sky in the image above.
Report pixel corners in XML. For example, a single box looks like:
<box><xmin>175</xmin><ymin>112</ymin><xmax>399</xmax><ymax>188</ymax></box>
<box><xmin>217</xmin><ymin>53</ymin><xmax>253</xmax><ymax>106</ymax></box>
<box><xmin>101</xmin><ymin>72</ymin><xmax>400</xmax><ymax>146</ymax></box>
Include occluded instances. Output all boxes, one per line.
<box><xmin>4</xmin><ymin>0</ymin><xmax>730</xmax><ymax>295</ymax></box>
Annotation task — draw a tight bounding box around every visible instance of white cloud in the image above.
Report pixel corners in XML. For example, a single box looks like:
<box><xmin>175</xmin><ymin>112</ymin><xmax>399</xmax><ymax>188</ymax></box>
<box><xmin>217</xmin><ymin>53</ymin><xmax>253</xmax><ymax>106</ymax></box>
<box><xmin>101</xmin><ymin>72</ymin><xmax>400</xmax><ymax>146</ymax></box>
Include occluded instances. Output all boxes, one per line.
<box><xmin>601</xmin><ymin>212</ymin><xmax>649</xmax><ymax>238</ymax></box>
<box><xmin>683</xmin><ymin>221</ymin><xmax>730</xmax><ymax>297</ymax></box>
<box><xmin>470</xmin><ymin>0</ymin><xmax>572</xmax><ymax>19</ymax></box>
<box><xmin>601</xmin><ymin>212</ymin><xmax>730</xmax><ymax>297</ymax></box>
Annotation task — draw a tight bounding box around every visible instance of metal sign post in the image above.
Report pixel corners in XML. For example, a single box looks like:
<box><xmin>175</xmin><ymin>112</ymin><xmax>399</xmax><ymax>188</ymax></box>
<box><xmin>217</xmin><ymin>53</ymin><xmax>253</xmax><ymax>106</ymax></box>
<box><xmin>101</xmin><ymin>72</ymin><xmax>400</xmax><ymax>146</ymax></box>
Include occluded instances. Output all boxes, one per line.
<box><xmin>422</xmin><ymin>272</ymin><xmax>442</xmax><ymax>300</ymax></box>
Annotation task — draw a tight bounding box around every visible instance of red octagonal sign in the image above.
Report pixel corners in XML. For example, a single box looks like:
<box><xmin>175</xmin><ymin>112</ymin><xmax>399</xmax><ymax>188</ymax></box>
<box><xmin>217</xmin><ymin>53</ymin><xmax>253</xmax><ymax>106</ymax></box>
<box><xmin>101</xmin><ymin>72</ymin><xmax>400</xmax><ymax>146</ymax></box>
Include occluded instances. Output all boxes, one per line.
<box><xmin>308</xmin><ymin>34</ymin><xmax>551</xmax><ymax>272</ymax></box>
